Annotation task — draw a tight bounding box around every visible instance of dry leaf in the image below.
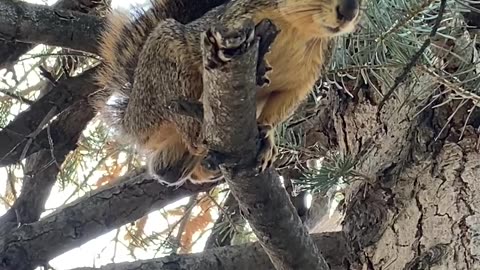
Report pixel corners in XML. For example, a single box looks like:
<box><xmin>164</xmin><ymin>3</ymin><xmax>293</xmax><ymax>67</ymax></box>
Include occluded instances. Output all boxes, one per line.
<box><xmin>124</xmin><ymin>216</ymin><xmax>149</xmax><ymax>247</ymax></box>
<box><xmin>179</xmin><ymin>196</ymin><xmax>214</xmax><ymax>253</ymax></box>
<box><xmin>166</xmin><ymin>208</ymin><xmax>185</xmax><ymax>217</ymax></box>
<box><xmin>95</xmin><ymin>161</ymin><xmax>123</xmax><ymax>187</ymax></box>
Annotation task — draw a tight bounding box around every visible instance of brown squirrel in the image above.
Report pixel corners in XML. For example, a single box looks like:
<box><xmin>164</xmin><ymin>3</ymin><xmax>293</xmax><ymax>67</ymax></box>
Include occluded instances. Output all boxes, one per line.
<box><xmin>95</xmin><ymin>0</ymin><xmax>361</xmax><ymax>186</ymax></box>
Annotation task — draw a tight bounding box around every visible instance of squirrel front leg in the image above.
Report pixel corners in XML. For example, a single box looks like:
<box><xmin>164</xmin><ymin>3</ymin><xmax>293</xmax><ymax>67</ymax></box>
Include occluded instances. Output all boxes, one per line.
<box><xmin>256</xmin><ymin>90</ymin><xmax>305</xmax><ymax>171</ymax></box>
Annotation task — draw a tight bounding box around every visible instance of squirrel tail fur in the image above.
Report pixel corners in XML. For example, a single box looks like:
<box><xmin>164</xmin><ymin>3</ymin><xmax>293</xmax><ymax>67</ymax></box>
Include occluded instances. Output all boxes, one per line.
<box><xmin>94</xmin><ymin>0</ymin><xmax>225</xmax><ymax>185</ymax></box>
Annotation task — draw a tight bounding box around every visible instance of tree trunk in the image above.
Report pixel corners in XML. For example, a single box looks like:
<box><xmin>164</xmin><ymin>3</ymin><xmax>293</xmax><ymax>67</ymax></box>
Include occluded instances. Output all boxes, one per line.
<box><xmin>322</xmin><ymin>73</ymin><xmax>480</xmax><ymax>268</ymax></box>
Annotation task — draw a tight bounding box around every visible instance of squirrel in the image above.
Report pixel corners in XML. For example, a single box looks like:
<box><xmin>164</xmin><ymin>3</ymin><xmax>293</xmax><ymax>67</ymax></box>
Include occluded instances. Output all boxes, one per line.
<box><xmin>94</xmin><ymin>0</ymin><xmax>361</xmax><ymax>186</ymax></box>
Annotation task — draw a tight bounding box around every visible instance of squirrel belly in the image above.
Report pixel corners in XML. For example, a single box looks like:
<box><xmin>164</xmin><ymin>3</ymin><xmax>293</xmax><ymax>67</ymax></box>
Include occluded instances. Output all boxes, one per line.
<box><xmin>95</xmin><ymin>0</ymin><xmax>361</xmax><ymax>186</ymax></box>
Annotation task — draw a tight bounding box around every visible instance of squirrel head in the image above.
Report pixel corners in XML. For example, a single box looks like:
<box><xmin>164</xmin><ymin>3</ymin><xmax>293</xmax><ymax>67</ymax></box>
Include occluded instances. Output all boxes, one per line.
<box><xmin>277</xmin><ymin>0</ymin><xmax>362</xmax><ymax>38</ymax></box>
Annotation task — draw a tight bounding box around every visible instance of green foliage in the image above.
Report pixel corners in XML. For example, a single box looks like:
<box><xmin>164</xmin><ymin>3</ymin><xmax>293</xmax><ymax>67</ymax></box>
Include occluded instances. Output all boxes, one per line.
<box><xmin>295</xmin><ymin>151</ymin><xmax>362</xmax><ymax>194</ymax></box>
<box><xmin>326</xmin><ymin>0</ymin><xmax>479</xmax><ymax>106</ymax></box>
<box><xmin>279</xmin><ymin>0</ymin><xmax>480</xmax><ymax>195</ymax></box>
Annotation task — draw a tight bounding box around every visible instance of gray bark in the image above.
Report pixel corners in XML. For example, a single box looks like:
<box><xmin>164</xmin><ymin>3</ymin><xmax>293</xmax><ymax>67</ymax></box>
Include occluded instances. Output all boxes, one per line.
<box><xmin>0</xmin><ymin>0</ymin><xmax>229</xmax><ymax>62</ymax></box>
<box><xmin>0</xmin><ymin>0</ymin><xmax>104</xmax><ymax>60</ymax></box>
<box><xmin>0</xmin><ymin>0</ymin><xmax>107</xmax><ymax>69</ymax></box>
<box><xmin>319</xmin><ymin>67</ymin><xmax>480</xmax><ymax>269</ymax></box>
<box><xmin>0</xmin><ymin>169</ymin><xmax>216</xmax><ymax>270</ymax></box>
<box><xmin>69</xmin><ymin>232</ymin><xmax>350</xmax><ymax>270</ymax></box>
<box><xmin>1</xmin><ymin>0</ymin><xmax>477</xmax><ymax>269</ymax></box>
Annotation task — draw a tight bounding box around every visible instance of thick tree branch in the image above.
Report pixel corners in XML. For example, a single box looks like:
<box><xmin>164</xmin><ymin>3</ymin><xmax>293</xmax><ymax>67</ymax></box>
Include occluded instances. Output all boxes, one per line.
<box><xmin>0</xmin><ymin>0</ymin><xmax>229</xmax><ymax>62</ymax></box>
<box><xmin>0</xmin><ymin>169</ymin><xmax>218</xmax><ymax>270</ymax></box>
<box><xmin>0</xmin><ymin>0</ymin><xmax>104</xmax><ymax>70</ymax></box>
<box><xmin>200</xmin><ymin>21</ymin><xmax>328</xmax><ymax>270</ymax></box>
<box><xmin>0</xmin><ymin>66</ymin><xmax>98</xmax><ymax>167</ymax></box>
<box><xmin>0</xmin><ymin>0</ymin><xmax>104</xmax><ymax>59</ymax></box>
<box><xmin>70</xmin><ymin>232</ymin><xmax>350</xmax><ymax>270</ymax></box>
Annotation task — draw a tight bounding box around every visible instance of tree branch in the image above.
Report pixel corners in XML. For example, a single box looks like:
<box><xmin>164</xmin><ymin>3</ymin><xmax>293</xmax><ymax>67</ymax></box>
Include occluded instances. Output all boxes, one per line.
<box><xmin>0</xmin><ymin>99</ymin><xmax>95</xmax><ymax>232</ymax></box>
<box><xmin>0</xmin><ymin>0</ymin><xmax>105</xmax><ymax>70</ymax></box>
<box><xmin>0</xmin><ymin>0</ymin><xmax>103</xmax><ymax>53</ymax></box>
<box><xmin>204</xmin><ymin>191</ymin><xmax>243</xmax><ymax>249</ymax></box>
<box><xmin>0</xmin><ymin>0</ymin><xmax>229</xmax><ymax>62</ymax></box>
<box><xmin>69</xmin><ymin>232</ymin><xmax>350</xmax><ymax>270</ymax></box>
<box><xmin>0</xmin><ymin>0</ymin><xmax>104</xmax><ymax>62</ymax></box>
<box><xmin>200</xmin><ymin>20</ymin><xmax>329</xmax><ymax>270</ymax></box>
<box><xmin>0</xmin><ymin>168</ymin><xmax>218</xmax><ymax>270</ymax></box>
<box><xmin>0</xmin><ymin>66</ymin><xmax>98</xmax><ymax>167</ymax></box>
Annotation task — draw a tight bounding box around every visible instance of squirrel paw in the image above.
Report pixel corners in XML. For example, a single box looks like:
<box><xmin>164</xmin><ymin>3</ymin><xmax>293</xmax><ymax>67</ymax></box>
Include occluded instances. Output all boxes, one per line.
<box><xmin>147</xmin><ymin>150</ymin><xmax>198</xmax><ymax>187</ymax></box>
<box><xmin>205</xmin><ymin>19</ymin><xmax>255</xmax><ymax>68</ymax></box>
<box><xmin>201</xmin><ymin>149</ymin><xmax>225</xmax><ymax>172</ymax></box>
<box><xmin>188</xmin><ymin>142</ymin><xmax>208</xmax><ymax>157</ymax></box>
<box><xmin>256</xmin><ymin>124</ymin><xmax>278</xmax><ymax>173</ymax></box>
<box><xmin>254</xmin><ymin>19</ymin><xmax>279</xmax><ymax>88</ymax></box>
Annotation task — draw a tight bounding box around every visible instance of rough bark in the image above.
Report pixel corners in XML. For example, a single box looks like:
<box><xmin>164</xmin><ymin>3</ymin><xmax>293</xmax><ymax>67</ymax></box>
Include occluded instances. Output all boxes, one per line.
<box><xmin>69</xmin><ymin>232</ymin><xmax>350</xmax><ymax>270</ymax></box>
<box><xmin>365</xmin><ymin>131</ymin><xmax>480</xmax><ymax>269</ymax></box>
<box><xmin>0</xmin><ymin>0</ymin><xmax>229</xmax><ymax>61</ymax></box>
<box><xmin>0</xmin><ymin>0</ymin><xmax>105</xmax><ymax>70</ymax></box>
<box><xmin>0</xmin><ymin>169</ymin><xmax>217</xmax><ymax>270</ymax></box>
<box><xmin>317</xmin><ymin>66</ymin><xmax>480</xmax><ymax>269</ymax></box>
<box><xmin>0</xmin><ymin>66</ymin><xmax>98</xmax><ymax>167</ymax></box>
<box><xmin>3</xmin><ymin>0</ymin><xmax>477</xmax><ymax>269</ymax></box>
<box><xmin>0</xmin><ymin>0</ymin><xmax>104</xmax><ymax>63</ymax></box>
<box><xmin>200</xmin><ymin>20</ymin><xmax>329</xmax><ymax>270</ymax></box>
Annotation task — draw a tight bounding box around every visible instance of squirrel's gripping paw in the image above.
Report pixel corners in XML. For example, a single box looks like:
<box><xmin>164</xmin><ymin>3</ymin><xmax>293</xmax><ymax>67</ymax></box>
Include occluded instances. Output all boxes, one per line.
<box><xmin>256</xmin><ymin>124</ymin><xmax>278</xmax><ymax>173</ymax></box>
<box><xmin>204</xmin><ymin>18</ymin><xmax>279</xmax><ymax>89</ymax></box>
<box><xmin>205</xmin><ymin>19</ymin><xmax>255</xmax><ymax>68</ymax></box>
<box><xmin>254</xmin><ymin>19</ymin><xmax>279</xmax><ymax>88</ymax></box>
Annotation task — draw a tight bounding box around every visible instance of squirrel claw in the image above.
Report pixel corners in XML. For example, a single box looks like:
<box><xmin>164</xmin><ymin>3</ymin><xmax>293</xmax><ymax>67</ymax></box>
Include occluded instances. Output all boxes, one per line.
<box><xmin>201</xmin><ymin>149</ymin><xmax>224</xmax><ymax>171</ymax></box>
<box><xmin>254</xmin><ymin>19</ymin><xmax>279</xmax><ymax>88</ymax></box>
<box><xmin>205</xmin><ymin>19</ymin><xmax>255</xmax><ymax>68</ymax></box>
<box><xmin>256</xmin><ymin>124</ymin><xmax>278</xmax><ymax>173</ymax></box>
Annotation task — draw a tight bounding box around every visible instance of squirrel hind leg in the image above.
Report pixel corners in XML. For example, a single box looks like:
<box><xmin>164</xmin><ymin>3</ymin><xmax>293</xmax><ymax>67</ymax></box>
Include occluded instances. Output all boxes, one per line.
<box><xmin>187</xmin><ymin>163</ymin><xmax>224</xmax><ymax>184</ymax></box>
<box><xmin>146</xmin><ymin>137</ymin><xmax>200</xmax><ymax>187</ymax></box>
<box><xmin>147</xmin><ymin>150</ymin><xmax>199</xmax><ymax>187</ymax></box>
<box><xmin>147</xmin><ymin>147</ymin><xmax>223</xmax><ymax>186</ymax></box>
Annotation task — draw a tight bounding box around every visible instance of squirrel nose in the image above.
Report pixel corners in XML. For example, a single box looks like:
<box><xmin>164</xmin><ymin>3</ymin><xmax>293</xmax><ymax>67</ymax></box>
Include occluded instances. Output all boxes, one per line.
<box><xmin>336</xmin><ymin>0</ymin><xmax>359</xmax><ymax>22</ymax></box>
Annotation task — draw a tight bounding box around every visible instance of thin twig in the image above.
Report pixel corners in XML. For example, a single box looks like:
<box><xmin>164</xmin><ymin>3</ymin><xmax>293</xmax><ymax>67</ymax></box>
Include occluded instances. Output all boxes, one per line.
<box><xmin>174</xmin><ymin>195</ymin><xmax>197</xmax><ymax>252</ymax></box>
<box><xmin>38</xmin><ymin>66</ymin><xmax>58</xmax><ymax>86</ymax></box>
<box><xmin>460</xmin><ymin>101</ymin><xmax>478</xmax><ymax>139</ymax></box>
<box><xmin>0</xmin><ymin>89</ymin><xmax>34</xmax><ymax>105</ymax></box>
<box><xmin>20</xmin><ymin>107</ymin><xmax>58</xmax><ymax>161</ymax></box>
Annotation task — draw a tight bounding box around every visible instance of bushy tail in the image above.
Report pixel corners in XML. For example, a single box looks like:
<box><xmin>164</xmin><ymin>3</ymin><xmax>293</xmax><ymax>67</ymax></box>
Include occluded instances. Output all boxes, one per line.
<box><xmin>94</xmin><ymin>0</ymin><xmax>228</xmax><ymax>184</ymax></box>
<box><xmin>94</xmin><ymin>0</ymin><xmax>228</xmax><ymax>136</ymax></box>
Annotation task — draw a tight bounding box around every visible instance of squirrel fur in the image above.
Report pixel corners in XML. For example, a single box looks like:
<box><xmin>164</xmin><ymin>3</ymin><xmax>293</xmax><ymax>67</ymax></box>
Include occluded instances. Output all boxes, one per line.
<box><xmin>95</xmin><ymin>0</ymin><xmax>361</xmax><ymax>186</ymax></box>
